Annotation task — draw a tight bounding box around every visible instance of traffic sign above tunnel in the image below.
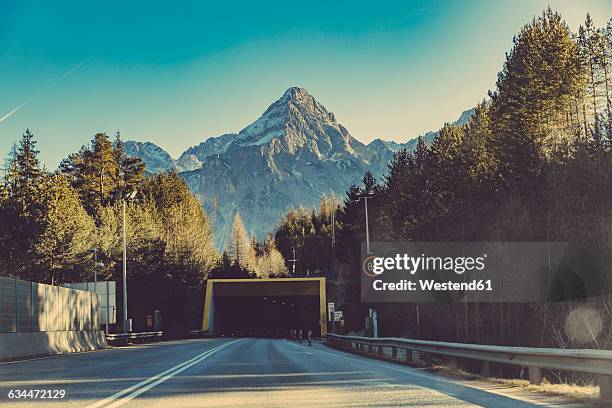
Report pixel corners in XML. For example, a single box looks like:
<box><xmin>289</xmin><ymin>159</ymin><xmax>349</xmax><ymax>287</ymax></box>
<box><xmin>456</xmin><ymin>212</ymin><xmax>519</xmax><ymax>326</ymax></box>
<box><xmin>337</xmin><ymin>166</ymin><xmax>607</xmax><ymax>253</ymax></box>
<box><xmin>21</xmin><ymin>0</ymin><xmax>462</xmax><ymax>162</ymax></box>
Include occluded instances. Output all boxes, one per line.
<box><xmin>202</xmin><ymin>278</ymin><xmax>327</xmax><ymax>337</ymax></box>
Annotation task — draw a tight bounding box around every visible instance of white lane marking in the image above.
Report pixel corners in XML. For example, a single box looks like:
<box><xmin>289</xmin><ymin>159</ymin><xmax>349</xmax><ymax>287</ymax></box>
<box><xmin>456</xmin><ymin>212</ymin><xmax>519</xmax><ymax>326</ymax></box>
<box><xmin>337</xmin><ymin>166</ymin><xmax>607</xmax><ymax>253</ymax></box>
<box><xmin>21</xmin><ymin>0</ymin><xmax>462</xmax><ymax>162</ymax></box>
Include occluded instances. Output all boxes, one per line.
<box><xmin>309</xmin><ymin>344</ymin><xmax>549</xmax><ymax>406</ymax></box>
<box><xmin>84</xmin><ymin>339</ymin><xmax>244</xmax><ymax>408</ymax></box>
<box><xmin>84</xmin><ymin>342</ymin><xmax>231</xmax><ymax>408</ymax></box>
<box><xmin>103</xmin><ymin>340</ymin><xmax>244</xmax><ymax>408</ymax></box>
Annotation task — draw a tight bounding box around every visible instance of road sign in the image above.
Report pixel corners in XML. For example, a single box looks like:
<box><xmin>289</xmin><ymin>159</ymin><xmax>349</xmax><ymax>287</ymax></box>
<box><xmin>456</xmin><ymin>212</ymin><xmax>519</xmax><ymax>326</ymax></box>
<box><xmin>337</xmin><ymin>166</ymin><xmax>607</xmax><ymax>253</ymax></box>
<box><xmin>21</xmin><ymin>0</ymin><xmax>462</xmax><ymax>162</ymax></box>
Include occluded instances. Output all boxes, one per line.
<box><xmin>328</xmin><ymin>302</ymin><xmax>335</xmax><ymax>322</ymax></box>
<box><xmin>334</xmin><ymin>311</ymin><xmax>343</xmax><ymax>321</ymax></box>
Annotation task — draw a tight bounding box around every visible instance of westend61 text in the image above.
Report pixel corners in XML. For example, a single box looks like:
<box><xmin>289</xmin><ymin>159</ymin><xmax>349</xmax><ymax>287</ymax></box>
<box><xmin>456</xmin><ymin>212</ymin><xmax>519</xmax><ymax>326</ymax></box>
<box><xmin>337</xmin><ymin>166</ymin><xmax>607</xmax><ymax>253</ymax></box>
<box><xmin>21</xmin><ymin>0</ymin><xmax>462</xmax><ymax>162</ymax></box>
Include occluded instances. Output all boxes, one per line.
<box><xmin>372</xmin><ymin>279</ymin><xmax>493</xmax><ymax>292</ymax></box>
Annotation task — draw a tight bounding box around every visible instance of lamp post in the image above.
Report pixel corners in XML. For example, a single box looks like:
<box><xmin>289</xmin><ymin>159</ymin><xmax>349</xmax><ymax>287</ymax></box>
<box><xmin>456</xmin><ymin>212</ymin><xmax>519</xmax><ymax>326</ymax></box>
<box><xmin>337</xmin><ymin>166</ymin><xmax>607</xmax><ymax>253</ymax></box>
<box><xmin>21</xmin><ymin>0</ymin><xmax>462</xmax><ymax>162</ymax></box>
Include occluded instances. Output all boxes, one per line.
<box><xmin>122</xmin><ymin>190</ymin><xmax>137</xmax><ymax>334</ymax></box>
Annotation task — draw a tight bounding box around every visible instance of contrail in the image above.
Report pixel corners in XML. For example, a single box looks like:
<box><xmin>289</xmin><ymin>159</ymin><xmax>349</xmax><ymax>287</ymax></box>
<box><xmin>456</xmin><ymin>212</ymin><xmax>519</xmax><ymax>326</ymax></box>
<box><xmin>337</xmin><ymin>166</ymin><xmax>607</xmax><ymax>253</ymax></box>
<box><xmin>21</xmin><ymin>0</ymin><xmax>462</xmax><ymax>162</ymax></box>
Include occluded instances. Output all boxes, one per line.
<box><xmin>59</xmin><ymin>55</ymin><xmax>94</xmax><ymax>80</ymax></box>
<box><xmin>0</xmin><ymin>102</ymin><xmax>30</xmax><ymax>124</ymax></box>
<box><xmin>0</xmin><ymin>55</ymin><xmax>95</xmax><ymax>125</ymax></box>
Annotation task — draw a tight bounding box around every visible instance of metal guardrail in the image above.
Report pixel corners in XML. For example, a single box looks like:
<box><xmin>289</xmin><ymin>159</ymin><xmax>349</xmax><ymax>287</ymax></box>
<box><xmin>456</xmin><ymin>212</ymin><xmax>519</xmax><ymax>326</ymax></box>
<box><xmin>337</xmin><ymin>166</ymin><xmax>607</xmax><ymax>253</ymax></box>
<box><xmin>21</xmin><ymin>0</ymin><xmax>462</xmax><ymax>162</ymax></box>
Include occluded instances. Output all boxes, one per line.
<box><xmin>327</xmin><ymin>334</ymin><xmax>612</xmax><ymax>401</ymax></box>
<box><xmin>186</xmin><ymin>330</ymin><xmax>213</xmax><ymax>338</ymax></box>
<box><xmin>106</xmin><ymin>331</ymin><xmax>163</xmax><ymax>346</ymax></box>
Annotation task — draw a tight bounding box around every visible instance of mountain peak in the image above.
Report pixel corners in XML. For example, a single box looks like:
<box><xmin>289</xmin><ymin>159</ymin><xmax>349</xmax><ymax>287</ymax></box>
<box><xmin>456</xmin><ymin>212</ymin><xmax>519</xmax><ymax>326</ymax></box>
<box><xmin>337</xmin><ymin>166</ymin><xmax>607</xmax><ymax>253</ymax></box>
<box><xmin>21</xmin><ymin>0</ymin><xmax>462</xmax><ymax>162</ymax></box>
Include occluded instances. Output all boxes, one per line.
<box><xmin>127</xmin><ymin>88</ymin><xmax>481</xmax><ymax>248</ymax></box>
<box><xmin>273</xmin><ymin>87</ymin><xmax>338</xmax><ymax>125</ymax></box>
<box><xmin>234</xmin><ymin>86</ymin><xmax>352</xmax><ymax>152</ymax></box>
<box><xmin>282</xmin><ymin>86</ymin><xmax>310</xmax><ymax>100</ymax></box>
<box><xmin>277</xmin><ymin>87</ymin><xmax>321</xmax><ymax>113</ymax></box>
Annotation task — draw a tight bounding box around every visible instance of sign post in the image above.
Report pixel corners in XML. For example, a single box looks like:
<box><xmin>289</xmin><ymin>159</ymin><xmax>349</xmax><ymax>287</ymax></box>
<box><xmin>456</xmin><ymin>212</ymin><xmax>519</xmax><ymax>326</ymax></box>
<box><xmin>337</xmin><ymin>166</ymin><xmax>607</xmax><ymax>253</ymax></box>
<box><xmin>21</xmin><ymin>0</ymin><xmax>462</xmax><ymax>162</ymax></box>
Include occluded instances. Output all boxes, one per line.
<box><xmin>327</xmin><ymin>302</ymin><xmax>335</xmax><ymax>334</ymax></box>
<box><xmin>369</xmin><ymin>308</ymin><xmax>378</xmax><ymax>338</ymax></box>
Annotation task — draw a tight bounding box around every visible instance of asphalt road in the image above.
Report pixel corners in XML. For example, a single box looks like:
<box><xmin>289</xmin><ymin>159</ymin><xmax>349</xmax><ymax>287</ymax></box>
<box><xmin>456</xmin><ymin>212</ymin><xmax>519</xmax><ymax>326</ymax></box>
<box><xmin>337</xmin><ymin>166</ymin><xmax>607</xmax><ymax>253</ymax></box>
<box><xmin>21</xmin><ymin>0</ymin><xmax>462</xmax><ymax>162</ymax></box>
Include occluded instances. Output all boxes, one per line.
<box><xmin>0</xmin><ymin>338</ymin><xmax>575</xmax><ymax>407</ymax></box>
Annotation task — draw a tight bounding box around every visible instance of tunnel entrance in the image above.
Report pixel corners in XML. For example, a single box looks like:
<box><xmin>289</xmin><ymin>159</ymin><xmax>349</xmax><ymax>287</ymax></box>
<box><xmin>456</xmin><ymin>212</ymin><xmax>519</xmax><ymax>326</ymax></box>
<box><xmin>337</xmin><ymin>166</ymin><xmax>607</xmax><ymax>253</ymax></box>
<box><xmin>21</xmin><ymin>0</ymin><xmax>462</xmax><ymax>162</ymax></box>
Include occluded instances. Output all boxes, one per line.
<box><xmin>214</xmin><ymin>295</ymin><xmax>320</xmax><ymax>337</ymax></box>
<box><xmin>202</xmin><ymin>278</ymin><xmax>327</xmax><ymax>337</ymax></box>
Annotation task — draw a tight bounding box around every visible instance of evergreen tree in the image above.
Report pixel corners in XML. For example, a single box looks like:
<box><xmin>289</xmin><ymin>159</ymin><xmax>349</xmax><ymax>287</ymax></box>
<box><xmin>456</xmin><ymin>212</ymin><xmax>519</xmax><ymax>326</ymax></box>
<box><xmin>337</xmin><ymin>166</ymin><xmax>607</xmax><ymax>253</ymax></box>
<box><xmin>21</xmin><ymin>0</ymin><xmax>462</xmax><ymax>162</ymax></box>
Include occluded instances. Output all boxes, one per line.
<box><xmin>363</xmin><ymin>171</ymin><xmax>376</xmax><ymax>192</ymax></box>
<box><xmin>144</xmin><ymin>172</ymin><xmax>218</xmax><ymax>282</ymax></box>
<box><xmin>14</xmin><ymin>129</ymin><xmax>42</xmax><ymax>208</ymax></box>
<box><xmin>60</xmin><ymin>133</ymin><xmax>118</xmax><ymax>212</ymax></box>
<box><xmin>32</xmin><ymin>174</ymin><xmax>96</xmax><ymax>283</ymax></box>
<box><xmin>489</xmin><ymin>8</ymin><xmax>586</xmax><ymax>181</ymax></box>
<box><xmin>226</xmin><ymin>212</ymin><xmax>254</xmax><ymax>272</ymax></box>
<box><xmin>113</xmin><ymin>131</ymin><xmax>145</xmax><ymax>195</ymax></box>
<box><xmin>255</xmin><ymin>234</ymin><xmax>287</xmax><ymax>278</ymax></box>
<box><xmin>89</xmin><ymin>133</ymin><xmax>118</xmax><ymax>206</ymax></box>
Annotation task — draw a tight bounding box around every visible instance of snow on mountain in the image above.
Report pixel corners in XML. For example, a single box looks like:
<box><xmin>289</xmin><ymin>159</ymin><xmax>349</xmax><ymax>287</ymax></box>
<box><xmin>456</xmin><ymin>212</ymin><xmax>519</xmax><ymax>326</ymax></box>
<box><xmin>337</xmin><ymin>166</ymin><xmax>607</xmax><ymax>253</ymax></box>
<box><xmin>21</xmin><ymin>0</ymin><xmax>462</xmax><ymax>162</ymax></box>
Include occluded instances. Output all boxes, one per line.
<box><xmin>180</xmin><ymin>87</ymin><xmax>373</xmax><ymax>248</ymax></box>
<box><xmin>126</xmin><ymin>88</ymin><xmax>478</xmax><ymax>248</ymax></box>
<box><xmin>176</xmin><ymin>133</ymin><xmax>236</xmax><ymax>171</ymax></box>
<box><xmin>124</xmin><ymin>141</ymin><xmax>177</xmax><ymax>173</ymax></box>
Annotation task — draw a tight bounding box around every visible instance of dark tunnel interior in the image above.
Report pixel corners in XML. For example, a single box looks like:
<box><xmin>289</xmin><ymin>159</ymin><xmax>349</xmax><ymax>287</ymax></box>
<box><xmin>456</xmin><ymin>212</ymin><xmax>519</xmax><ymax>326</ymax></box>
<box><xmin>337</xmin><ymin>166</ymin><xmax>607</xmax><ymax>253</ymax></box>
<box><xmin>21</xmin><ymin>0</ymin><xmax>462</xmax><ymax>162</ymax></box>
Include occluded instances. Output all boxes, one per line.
<box><xmin>214</xmin><ymin>295</ymin><xmax>320</xmax><ymax>337</ymax></box>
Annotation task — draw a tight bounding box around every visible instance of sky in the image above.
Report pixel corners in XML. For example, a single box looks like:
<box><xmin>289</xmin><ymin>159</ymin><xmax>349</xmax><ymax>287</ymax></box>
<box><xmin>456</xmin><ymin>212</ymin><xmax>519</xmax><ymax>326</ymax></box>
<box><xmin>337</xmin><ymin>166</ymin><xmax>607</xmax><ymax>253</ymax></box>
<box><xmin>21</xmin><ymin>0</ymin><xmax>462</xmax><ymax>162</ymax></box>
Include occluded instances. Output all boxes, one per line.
<box><xmin>1</xmin><ymin>0</ymin><xmax>611</xmax><ymax>168</ymax></box>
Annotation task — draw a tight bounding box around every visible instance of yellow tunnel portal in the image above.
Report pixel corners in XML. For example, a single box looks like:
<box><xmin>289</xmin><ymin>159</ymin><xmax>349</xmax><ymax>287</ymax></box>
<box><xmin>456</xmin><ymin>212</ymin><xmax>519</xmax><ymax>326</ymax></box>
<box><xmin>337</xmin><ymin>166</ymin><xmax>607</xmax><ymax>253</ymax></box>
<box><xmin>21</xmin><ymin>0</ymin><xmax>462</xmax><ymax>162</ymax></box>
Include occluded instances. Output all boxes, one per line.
<box><xmin>202</xmin><ymin>278</ymin><xmax>327</xmax><ymax>337</ymax></box>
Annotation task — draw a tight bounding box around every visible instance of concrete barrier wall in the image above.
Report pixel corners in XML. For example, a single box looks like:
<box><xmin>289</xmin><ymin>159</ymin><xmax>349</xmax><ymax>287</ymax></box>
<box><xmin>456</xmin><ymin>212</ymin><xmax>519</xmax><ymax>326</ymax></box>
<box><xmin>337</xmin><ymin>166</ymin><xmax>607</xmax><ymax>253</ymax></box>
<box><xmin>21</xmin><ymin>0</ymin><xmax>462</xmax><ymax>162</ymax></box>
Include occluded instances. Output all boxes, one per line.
<box><xmin>0</xmin><ymin>277</ymin><xmax>99</xmax><ymax>333</ymax></box>
<box><xmin>0</xmin><ymin>276</ymin><xmax>107</xmax><ymax>360</ymax></box>
<box><xmin>0</xmin><ymin>330</ymin><xmax>108</xmax><ymax>361</ymax></box>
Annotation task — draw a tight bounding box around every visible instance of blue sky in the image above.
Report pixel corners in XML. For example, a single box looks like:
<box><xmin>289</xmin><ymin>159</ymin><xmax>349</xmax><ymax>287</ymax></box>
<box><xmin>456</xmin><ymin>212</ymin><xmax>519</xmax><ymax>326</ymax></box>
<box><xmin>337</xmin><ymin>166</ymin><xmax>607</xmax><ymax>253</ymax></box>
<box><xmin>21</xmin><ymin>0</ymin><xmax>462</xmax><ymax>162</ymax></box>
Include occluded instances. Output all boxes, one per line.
<box><xmin>1</xmin><ymin>0</ymin><xmax>610</xmax><ymax>168</ymax></box>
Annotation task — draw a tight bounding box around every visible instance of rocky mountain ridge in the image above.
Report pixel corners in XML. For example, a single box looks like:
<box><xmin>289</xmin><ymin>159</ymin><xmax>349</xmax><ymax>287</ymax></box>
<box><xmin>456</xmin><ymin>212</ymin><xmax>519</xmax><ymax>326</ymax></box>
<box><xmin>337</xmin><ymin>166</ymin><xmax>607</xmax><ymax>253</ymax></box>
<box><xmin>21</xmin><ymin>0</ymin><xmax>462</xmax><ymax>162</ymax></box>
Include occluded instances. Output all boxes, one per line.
<box><xmin>126</xmin><ymin>87</ymin><xmax>475</xmax><ymax>248</ymax></box>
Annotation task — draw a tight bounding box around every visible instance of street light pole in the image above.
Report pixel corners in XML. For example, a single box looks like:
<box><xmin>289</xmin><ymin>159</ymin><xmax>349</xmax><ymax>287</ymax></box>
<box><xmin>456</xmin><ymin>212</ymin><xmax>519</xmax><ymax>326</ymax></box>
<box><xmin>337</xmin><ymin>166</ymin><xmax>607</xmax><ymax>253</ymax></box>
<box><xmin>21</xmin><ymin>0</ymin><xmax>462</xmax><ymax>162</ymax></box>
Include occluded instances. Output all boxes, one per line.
<box><xmin>122</xmin><ymin>198</ymin><xmax>128</xmax><ymax>334</ymax></box>
<box><xmin>120</xmin><ymin>190</ymin><xmax>137</xmax><ymax>334</ymax></box>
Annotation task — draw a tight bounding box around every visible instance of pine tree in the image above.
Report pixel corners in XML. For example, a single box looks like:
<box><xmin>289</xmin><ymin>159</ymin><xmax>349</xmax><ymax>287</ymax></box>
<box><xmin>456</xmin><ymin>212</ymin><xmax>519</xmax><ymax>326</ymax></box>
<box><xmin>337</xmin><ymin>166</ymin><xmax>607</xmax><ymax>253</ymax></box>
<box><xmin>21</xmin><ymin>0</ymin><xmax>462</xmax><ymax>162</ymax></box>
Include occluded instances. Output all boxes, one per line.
<box><xmin>226</xmin><ymin>212</ymin><xmax>253</xmax><ymax>270</ymax></box>
<box><xmin>90</xmin><ymin>133</ymin><xmax>118</xmax><ymax>206</ymax></box>
<box><xmin>363</xmin><ymin>171</ymin><xmax>376</xmax><ymax>192</ymax></box>
<box><xmin>144</xmin><ymin>172</ymin><xmax>217</xmax><ymax>282</ymax></box>
<box><xmin>489</xmin><ymin>8</ymin><xmax>587</xmax><ymax>181</ymax></box>
<box><xmin>113</xmin><ymin>131</ymin><xmax>145</xmax><ymax>195</ymax></box>
<box><xmin>256</xmin><ymin>234</ymin><xmax>288</xmax><ymax>278</ymax></box>
<box><xmin>32</xmin><ymin>174</ymin><xmax>96</xmax><ymax>283</ymax></box>
<box><xmin>267</xmin><ymin>247</ymin><xmax>288</xmax><ymax>277</ymax></box>
<box><xmin>14</xmin><ymin>129</ymin><xmax>42</xmax><ymax>207</ymax></box>
<box><xmin>0</xmin><ymin>130</ymin><xmax>46</xmax><ymax>278</ymax></box>
<box><xmin>61</xmin><ymin>133</ymin><xmax>118</xmax><ymax>213</ymax></box>
<box><xmin>319</xmin><ymin>194</ymin><xmax>330</xmax><ymax>221</ymax></box>
<box><xmin>578</xmin><ymin>13</ymin><xmax>607</xmax><ymax>133</ymax></box>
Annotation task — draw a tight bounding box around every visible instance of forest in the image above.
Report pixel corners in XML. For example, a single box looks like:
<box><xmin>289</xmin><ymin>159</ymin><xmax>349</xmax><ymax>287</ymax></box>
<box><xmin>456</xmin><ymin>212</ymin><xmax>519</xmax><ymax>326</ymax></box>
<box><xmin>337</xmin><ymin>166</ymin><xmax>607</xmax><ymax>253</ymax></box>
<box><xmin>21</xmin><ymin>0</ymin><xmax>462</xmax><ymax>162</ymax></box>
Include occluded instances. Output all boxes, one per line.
<box><xmin>273</xmin><ymin>9</ymin><xmax>612</xmax><ymax>355</ymax></box>
<box><xmin>0</xmin><ymin>126</ymin><xmax>295</xmax><ymax>333</ymax></box>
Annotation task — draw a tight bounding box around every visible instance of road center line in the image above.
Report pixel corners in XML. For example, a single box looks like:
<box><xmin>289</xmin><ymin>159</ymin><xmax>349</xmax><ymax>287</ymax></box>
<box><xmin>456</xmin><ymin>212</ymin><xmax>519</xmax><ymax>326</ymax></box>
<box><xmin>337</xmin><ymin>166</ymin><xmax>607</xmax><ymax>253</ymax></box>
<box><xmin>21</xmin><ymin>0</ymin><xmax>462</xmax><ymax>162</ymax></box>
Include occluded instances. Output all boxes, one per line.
<box><xmin>85</xmin><ymin>339</ymin><xmax>244</xmax><ymax>408</ymax></box>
